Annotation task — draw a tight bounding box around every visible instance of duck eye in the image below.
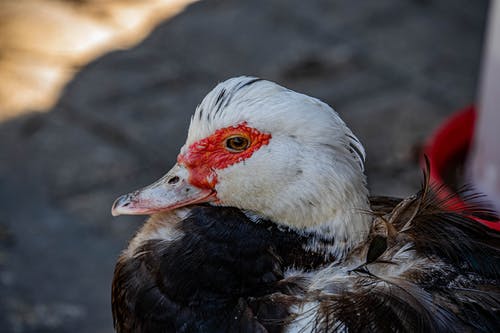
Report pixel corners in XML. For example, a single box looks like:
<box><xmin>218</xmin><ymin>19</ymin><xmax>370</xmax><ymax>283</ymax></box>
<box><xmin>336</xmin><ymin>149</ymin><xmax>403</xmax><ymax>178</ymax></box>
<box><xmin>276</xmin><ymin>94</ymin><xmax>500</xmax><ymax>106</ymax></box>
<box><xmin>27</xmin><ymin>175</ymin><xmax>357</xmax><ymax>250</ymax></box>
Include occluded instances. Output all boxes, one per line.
<box><xmin>225</xmin><ymin>136</ymin><xmax>250</xmax><ymax>152</ymax></box>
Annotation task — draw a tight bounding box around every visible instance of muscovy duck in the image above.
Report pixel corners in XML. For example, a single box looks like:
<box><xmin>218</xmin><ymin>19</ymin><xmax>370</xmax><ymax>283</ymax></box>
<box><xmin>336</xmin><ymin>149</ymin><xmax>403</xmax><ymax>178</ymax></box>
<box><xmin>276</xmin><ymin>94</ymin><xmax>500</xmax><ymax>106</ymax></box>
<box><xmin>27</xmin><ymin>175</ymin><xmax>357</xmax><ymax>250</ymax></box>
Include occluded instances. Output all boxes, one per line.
<box><xmin>111</xmin><ymin>76</ymin><xmax>500</xmax><ymax>332</ymax></box>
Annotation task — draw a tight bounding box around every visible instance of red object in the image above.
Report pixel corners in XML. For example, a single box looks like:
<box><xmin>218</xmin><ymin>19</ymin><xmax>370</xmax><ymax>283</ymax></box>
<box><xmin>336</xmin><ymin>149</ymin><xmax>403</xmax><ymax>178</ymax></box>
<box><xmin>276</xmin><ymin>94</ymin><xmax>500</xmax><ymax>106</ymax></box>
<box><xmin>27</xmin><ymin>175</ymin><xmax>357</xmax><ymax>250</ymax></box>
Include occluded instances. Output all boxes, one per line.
<box><xmin>178</xmin><ymin>122</ymin><xmax>271</xmax><ymax>190</ymax></box>
<box><xmin>424</xmin><ymin>106</ymin><xmax>500</xmax><ymax>230</ymax></box>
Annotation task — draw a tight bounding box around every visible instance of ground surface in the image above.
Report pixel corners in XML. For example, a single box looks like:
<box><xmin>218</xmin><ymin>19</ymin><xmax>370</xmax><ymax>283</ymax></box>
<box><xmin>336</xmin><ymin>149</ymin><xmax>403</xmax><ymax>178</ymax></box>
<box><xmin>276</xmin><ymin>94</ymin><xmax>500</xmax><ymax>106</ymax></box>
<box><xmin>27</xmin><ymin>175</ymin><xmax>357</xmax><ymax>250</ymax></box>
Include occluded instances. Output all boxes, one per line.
<box><xmin>0</xmin><ymin>0</ymin><xmax>488</xmax><ymax>332</ymax></box>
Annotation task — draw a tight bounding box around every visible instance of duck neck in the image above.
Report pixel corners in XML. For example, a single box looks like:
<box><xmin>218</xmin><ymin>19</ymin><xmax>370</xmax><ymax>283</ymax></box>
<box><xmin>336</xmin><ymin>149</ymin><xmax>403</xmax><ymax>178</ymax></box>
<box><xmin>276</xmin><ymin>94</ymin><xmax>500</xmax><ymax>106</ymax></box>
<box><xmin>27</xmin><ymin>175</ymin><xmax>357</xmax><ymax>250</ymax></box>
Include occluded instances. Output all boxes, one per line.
<box><xmin>247</xmin><ymin>173</ymin><xmax>372</xmax><ymax>261</ymax></box>
<box><xmin>248</xmin><ymin>209</ymin><xmax>371</xmax><ymax>263</ymax></box>
<box><xmin>298</xmin><ymin>169</ymin><xmax>372</xmax><ymax>261</ymax></box>
<box><xmin>301</xmin><ymin>208</ymin><xmax>372</xmax><ymax>262</ymax></box>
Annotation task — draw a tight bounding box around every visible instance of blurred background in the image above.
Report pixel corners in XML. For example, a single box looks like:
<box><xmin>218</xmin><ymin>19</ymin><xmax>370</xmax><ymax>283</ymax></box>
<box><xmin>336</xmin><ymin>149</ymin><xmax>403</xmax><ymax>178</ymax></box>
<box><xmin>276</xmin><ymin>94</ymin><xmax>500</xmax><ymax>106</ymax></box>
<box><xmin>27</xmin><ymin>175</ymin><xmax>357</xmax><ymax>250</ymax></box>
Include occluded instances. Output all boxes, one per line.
<box><xmin>0</xmin><ymin>0</ymin><xmax>489</xmax><ymax>332</ymax></box>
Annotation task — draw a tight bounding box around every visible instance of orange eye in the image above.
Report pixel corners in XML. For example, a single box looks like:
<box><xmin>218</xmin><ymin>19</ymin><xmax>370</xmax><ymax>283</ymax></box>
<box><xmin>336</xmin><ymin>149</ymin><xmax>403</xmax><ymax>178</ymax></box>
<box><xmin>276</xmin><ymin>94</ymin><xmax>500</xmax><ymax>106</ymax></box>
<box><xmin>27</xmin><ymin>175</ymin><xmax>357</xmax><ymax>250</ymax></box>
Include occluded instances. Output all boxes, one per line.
<box><xmin>225</xmin><ymin>135</ymin><xmax>250</xmax><ymax>152</ymax></box>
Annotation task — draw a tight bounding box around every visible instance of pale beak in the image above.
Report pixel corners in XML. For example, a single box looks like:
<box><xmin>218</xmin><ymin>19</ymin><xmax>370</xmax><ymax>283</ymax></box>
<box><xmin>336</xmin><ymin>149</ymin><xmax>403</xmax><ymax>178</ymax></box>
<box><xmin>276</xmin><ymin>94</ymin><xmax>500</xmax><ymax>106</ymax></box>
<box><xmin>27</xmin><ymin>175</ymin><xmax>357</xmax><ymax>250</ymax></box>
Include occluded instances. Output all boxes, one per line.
<box><xmin>111</xmin><ymin>164</ymin><xmax>216</xmax><ymax>216</ymax></box>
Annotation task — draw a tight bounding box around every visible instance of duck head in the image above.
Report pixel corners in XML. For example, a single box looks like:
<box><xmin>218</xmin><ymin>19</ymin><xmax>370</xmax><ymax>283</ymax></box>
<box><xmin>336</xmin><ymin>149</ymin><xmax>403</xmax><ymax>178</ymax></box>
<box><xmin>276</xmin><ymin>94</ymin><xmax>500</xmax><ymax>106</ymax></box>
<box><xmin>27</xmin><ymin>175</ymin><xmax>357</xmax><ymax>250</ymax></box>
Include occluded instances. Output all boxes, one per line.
<box><xmin>112</xmin><ymin>77</ymin><xmax>371</xmax><ymax>258</ymax></box>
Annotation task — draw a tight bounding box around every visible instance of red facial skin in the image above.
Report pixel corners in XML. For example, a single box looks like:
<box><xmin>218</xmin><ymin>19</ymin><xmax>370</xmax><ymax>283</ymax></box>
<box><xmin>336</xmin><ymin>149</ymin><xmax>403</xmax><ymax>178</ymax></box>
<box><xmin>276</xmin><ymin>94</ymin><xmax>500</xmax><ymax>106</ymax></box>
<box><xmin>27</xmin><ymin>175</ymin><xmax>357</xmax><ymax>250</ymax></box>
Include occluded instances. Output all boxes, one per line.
<box><xmin>177</xmin><ymin>122</ymin><xmax>272</xmax><ymax>191</ymax></box>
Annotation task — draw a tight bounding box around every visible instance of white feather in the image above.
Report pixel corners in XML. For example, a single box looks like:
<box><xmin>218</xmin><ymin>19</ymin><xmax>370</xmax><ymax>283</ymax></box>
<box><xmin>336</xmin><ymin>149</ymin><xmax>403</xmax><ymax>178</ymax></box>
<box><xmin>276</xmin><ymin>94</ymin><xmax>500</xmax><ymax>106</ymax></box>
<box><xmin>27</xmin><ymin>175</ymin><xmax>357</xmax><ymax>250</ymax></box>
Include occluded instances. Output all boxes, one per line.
<box><xmin>187</xmin><ymin>76</ymin><xmax>371</xmax><ymax>258</ymax></box>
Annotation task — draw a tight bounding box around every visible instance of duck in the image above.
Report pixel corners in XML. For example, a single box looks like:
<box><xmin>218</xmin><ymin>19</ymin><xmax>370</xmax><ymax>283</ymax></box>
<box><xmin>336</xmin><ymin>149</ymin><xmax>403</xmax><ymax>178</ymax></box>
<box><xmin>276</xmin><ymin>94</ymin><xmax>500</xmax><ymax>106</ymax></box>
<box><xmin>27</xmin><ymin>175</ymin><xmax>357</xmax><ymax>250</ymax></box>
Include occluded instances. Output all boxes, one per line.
<box><xmin>111</xmin><ymin>76</ymin><xmax>500</xmax><ymax>333</ymax></box>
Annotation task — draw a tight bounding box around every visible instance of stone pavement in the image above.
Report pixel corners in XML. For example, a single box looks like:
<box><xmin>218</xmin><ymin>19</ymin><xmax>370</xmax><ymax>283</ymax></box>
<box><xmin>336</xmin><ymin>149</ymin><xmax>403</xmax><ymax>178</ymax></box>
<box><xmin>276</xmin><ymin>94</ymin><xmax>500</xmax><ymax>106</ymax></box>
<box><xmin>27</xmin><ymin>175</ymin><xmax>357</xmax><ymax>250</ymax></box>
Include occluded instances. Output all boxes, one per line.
<box><xmin>0</xmin><ymin>0</ymin><xmax>488</xmax><ymax>332</ymax></box>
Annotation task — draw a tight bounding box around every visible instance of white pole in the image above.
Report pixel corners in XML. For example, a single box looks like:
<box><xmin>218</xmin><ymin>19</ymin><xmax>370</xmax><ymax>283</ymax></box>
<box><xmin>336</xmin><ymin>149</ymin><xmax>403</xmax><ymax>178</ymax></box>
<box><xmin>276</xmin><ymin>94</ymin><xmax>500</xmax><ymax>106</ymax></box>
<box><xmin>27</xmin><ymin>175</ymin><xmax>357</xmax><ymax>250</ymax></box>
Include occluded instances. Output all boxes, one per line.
<box><xmin>469</xmin><ymin>0</ymin><xmax>500</xmax><ymax>212</ymax></box>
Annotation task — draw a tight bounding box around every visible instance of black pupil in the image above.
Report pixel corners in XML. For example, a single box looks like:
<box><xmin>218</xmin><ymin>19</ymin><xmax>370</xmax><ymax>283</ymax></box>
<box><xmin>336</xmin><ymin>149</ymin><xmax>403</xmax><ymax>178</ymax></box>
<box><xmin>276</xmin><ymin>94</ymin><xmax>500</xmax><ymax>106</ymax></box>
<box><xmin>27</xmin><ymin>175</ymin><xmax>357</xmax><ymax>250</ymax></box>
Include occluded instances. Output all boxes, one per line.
<box><xmin>227</xmin><ymin>137</ymin><xmax>248</xmax><ymax>150</ymax></box>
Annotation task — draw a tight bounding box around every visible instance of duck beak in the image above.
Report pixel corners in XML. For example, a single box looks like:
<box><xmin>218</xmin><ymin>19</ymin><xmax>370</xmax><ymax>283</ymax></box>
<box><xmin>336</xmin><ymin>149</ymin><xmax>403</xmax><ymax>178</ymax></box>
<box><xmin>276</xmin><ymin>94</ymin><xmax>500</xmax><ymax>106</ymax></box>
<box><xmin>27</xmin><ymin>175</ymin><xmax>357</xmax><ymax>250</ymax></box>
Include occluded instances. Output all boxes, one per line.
<box><xmin>111</xmin><ymin>164</ymin><xmax>216</xmax><ymax>216</ymax></box>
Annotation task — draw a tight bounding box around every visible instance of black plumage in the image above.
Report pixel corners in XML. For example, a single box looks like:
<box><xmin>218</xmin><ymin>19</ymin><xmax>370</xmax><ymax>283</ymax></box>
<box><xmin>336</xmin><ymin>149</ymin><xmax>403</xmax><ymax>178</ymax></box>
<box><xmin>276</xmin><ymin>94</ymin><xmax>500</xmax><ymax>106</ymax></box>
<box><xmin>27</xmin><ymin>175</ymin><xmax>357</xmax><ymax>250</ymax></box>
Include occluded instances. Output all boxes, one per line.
<box><xmin>299</xmin><ymin>183</ymin><xmax>500</xmax><ymax>332</ymax></box>
<box><xmin>112</xmin><ymin>176</ymin><xmax>500</xmax><ymax>332</ymax></box>
<box><xmin>112</xmin><ymin>207</ymin><xmax>325</xmax><ymax>333</ymax></box>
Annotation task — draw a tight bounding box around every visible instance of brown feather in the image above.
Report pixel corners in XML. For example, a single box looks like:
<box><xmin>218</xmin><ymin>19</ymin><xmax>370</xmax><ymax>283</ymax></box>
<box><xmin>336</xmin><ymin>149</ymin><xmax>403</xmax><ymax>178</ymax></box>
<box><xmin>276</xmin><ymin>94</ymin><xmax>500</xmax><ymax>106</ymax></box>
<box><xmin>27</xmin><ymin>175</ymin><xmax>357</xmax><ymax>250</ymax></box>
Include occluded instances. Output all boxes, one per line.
<box><xmin>293</xmin><ymin>164</ymin><xmax>500</xmax><ymax>332</ymax></box>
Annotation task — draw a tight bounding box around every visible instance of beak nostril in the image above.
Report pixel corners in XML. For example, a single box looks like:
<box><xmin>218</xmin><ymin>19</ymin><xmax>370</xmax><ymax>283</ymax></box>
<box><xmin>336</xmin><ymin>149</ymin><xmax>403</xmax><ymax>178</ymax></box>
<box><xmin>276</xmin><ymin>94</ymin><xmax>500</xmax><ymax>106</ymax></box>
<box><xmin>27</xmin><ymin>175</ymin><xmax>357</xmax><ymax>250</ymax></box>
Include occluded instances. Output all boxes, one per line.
<box><xmin>168</xmin><ymin>176</ymin><xmax>180</xmax><ymax>185</ymax></box>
